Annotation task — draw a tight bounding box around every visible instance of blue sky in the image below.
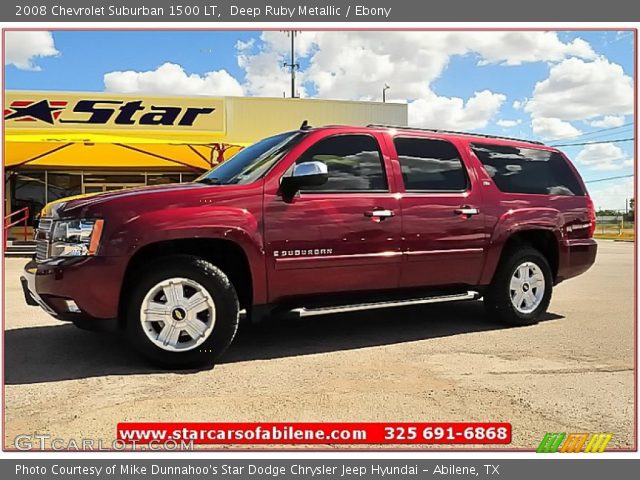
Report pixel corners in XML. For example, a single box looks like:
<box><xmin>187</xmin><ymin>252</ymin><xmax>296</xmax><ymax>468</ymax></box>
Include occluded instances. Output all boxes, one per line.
<box><xmin>6</xmin><ymin>31</ymin><xmax>253</xmax><ymax>91</ymax></box>
<box><xmin>4</xmin><ymin>30</ymin><xmax>636</xmax><ymax>210</ymax></box>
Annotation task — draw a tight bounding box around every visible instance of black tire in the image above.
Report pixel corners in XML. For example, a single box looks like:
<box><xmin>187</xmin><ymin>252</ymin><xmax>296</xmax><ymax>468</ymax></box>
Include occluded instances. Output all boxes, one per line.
<box><xmin>484</xmin><ymin>246</ymin><xmax>552</xmax><ymax>326</ymax></box>
<box><xmin>125</xmin><ymin>255</ymin><xmax>239</xmax><ymax>368</ymax></box>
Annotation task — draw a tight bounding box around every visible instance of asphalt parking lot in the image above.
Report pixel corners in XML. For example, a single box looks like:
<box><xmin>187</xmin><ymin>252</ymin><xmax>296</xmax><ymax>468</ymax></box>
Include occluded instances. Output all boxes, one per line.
<box><xmin>3</xmin><ymin>240</ymin><xmax>635</xmax><ymax>450</ymax></box>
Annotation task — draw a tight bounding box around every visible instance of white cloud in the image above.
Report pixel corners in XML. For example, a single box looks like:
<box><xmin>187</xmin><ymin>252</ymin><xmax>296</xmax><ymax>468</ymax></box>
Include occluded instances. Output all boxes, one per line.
<box><xmin>235</xmin><ymin>38</ymin><xmax>255</xmax><ymax>51</ymax></box>
<box><xmin>526</xmin><ymin>57</ymin><xmax>633</xmax><ymax>120</ymax></box>
<box><xmin>236</xmin><ymin>31</ymin><xmax>593</xmax><ymax>130</ymax></box>
<box><xmin>589</xmin><ymin>115</ymin><xmax>627</xmax><ymax>128</ymax></box>
<box><xmin>293</xmin><ymin>32</ymin><xmax>594</xmax><ymax>101</ymax></box>
<box><xmin>525</xmin><ymin>57</ymin><xmax>633</xmax><ymax>140</ymax></box>
<box><xmin>238</xmin><ymin>46</ymin><xmax>300</xmax><ymax>98</ymax></box>
<box><xmin>531</xmin><ymin>118</ymin><xmax>582</xmax><ymax>140</ymax></box>
<box><xmin>512</xmin><ymin>100</ymin><xmax>524</xmax><ymax>110</ymax></box>
<box><xmin>471</xmin><ymin>32</ymin><xmax>595</xmax><ymax>66</ymax></box>
<box><xmin>589</xmin><ymin>177</ymin><xmax>634</xmax><ymax>211</ymax></box>
<box><xmin>497</xmin><ymin>119</ymin><xmax>522</xmax><ymax>128</ymax></box>
<box><xmin>104</xmin><ymin>62</ymin><xmax>244</xmax><ymax>96</ymax></box>
<box><xmin>238</xmin><ymin>31</ymin><xmax>318</xmax><ymax>98</ymax></box>
<box><xmin>4</xmin><ymin>31</ymin><xmax>59</xmax><ymax>70</ymax></box>
<box><xmin>575</xmin><ymin>142</ymin><xmax>633</xmax><ymax>171</ymax></box>
<box><xmin>409</xmin><ymin>90</ymin><xmax>506</xmax><ymax>130</ymax></box>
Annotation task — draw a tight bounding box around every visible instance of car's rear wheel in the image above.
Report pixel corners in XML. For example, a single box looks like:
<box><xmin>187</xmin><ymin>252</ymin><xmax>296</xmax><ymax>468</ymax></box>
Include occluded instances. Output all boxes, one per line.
<box><xmin>126</xmin><ymin>255</ymin><xmax>239</xmax><ymax>368</ymax></box>
<box><xmin>484</xmin><ymin>246</ymin><xmax>552</xmax><ymax>326</ymax></box>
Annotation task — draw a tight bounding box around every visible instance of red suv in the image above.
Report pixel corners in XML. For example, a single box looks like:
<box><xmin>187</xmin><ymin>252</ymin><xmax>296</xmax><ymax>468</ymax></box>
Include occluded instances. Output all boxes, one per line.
<box><xmin>22</xmin><ymin>124</ymin><xmax>597</xmax><ymax>368</ymax></box>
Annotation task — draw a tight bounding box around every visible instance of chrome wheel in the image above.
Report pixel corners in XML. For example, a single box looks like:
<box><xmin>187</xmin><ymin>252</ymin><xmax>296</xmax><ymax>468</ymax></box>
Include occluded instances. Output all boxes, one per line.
<box><xmin>509</xmin><ymin>261</ymin><xmax>545</xmax><ymax>314</ymax></box>
<box><xmin>140</xmin><ymin>277</ymin><xmax>216</xmax><ymax>352</ymax></box>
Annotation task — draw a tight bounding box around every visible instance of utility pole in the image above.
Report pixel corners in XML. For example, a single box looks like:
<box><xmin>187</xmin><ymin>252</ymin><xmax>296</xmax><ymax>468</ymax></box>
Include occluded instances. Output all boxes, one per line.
<box><xmin>283</xmin><ymin>31</ymin><xmax>300</xmax><ymax>98</ymax></box>
<box><xmin>382</xmin><ymin>83</ymin><xmax>390</xmax><ymax>103</ymax></box>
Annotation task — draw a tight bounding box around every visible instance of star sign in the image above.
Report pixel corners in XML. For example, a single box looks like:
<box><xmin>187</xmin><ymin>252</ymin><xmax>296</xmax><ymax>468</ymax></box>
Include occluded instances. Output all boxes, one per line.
<box><xmin>4</xmin><ymin>100</ymin><xmax>66</xmax><ymax>124</ymax></box>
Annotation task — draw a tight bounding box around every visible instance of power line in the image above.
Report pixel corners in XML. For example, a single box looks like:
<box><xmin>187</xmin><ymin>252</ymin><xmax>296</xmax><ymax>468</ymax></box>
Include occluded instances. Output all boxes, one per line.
<box><xmin>568</xmin><ymin>121</ymin><xmax>634</xmax><ymax>141</ymax></box>
<box><xmin>563</xmin><ymin>126</ymin><xmax>634</xmax><ymax>144</ymax></box>
<box><xmin>551</xmin><ymin>138</ymin><xmax>635</xmax><ymax>147</ymax></box>
<box><xmin>585</xmin><ymin>174</ymin><xmax>634</xmax><ymax>184</ymax></box>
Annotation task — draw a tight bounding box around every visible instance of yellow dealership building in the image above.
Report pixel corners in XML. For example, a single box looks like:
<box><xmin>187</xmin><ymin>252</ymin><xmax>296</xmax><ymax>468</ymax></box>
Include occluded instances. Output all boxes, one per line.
<box><xmin>4</xmin><ymin>90</ymin><xmax>407</xmax><ymax>226</ymax></box>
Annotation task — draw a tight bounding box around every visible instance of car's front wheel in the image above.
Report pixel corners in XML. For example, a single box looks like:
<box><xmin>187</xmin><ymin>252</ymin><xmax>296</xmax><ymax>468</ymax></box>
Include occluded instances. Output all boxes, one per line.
<box><xmin>125</xmin><ymin>255</ymin><xmax>239</xmax><ymax>368</ymax></box>
<box><xmin>484</xmin><ymin>247</ymin><xmax>553</xmax><ymax>326</ymax></box>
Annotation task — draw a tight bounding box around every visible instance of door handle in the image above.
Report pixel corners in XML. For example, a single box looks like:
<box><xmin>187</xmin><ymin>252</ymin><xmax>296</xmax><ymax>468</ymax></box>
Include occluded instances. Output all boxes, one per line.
<box><xmin>364</xmin><ymin>209</ymin><xmax>395</xmax><ymax>221</ymax></box>
<box><xmin>454</xmin><ymin>206</ymin><xmax>480</xmax><ymax>216</ymax></box>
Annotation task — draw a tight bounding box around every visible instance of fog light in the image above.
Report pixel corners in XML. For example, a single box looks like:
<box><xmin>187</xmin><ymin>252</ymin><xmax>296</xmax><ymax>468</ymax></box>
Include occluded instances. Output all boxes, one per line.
<box><xmin>65</xmin><ymin>300</ymin><xmax>81</xmax><ymax>313</ymax></box>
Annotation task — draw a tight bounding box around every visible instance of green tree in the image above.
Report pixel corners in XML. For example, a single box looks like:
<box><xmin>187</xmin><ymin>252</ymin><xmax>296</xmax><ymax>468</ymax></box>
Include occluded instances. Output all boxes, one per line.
<box><xmin>625</xmin><ymin>198</ymin><xmax>635</xmax><ymax>222</ymax></box>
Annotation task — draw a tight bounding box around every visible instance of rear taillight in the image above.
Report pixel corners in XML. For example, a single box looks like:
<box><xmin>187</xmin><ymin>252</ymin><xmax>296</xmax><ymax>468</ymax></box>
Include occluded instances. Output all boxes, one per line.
<box><xmin>586</xmin><ymin>196</ymin><xmax>596</xmax><ymax>238</ymax></box>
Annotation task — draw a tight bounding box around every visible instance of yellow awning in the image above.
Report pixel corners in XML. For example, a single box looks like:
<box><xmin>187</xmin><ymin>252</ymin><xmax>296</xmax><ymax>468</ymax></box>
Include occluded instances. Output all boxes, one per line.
<box><xmin>4</xmin><ymin>141</ymin><xmax>245</xmax><ymax>171</ymax></box>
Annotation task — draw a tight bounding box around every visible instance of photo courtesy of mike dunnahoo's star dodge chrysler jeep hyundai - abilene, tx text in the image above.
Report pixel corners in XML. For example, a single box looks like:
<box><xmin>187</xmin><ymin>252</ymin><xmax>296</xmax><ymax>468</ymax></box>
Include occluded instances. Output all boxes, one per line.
<box><xmin>21</xmin><ymin>123</ymin><xmax>597</xmax><ymax>368</ymax></box>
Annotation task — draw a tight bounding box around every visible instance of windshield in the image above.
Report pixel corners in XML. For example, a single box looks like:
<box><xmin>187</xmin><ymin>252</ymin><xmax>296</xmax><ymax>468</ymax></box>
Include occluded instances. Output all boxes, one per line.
<box><xmin>196</xmin><ymin>131</ymin><xmax>303</xmax><ymax>185</ymax></box>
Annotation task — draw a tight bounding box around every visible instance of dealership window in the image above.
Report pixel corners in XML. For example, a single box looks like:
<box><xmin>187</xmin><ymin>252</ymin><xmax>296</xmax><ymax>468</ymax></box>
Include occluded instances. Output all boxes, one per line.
<box><xmin>82</xmin><ymin>173</ymin><xmax>146</xmax><ymax>193</ymax></box>
<box><xmin>147</xmin><ymin>174</ymin><xmax>181</xmax><ymax>185</ymax></box>
<box><xmin>12</xmin><ymin>172</ymin><xmax>46</xmax><ymax>225</ymax></box>
<box><xmin>181</xmin><ymin>173</ymin><xmax>200</xmax><ymax>183</ymax></box>
<box><xmin>296</xmin><ymin>134</ymin><xmax>388</xmax><ymax>192</ymax></box>
<box><xmin>394</xmin><ymin>138</ymin><xmax>468</xmax><ymax>192</ymax></box>
<box><xmin>471</xmin><ymin>143</ymin><xmax>585</xmax><ymax>196</ymax></box>
<box><xmin>47</xmin><ymin>173</ymin><xmax>82</xmax><ymax>202</ymax></box>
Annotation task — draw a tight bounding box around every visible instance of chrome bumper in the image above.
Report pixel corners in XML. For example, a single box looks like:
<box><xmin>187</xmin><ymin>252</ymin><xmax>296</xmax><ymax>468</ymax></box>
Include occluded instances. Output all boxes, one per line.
<box><xmin>20</xmin><ymin>266</ymin><xmax>57</xmax><ymax>316</ymax></box>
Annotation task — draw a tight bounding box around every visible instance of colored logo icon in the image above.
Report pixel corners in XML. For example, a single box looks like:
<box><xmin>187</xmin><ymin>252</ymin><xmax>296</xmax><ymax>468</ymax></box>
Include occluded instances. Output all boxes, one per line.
<box><xmin>537</xmin><ymin>432</ymin><xmax>612</xmax><ymax>453</ymax></box>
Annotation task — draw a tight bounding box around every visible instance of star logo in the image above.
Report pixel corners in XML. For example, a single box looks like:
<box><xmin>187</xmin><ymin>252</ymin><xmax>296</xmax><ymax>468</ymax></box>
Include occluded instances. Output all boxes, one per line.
<box><xmin>4</xmin><ymin>99</ymin><xmax>67</xmax><ymax>124</ymax></box>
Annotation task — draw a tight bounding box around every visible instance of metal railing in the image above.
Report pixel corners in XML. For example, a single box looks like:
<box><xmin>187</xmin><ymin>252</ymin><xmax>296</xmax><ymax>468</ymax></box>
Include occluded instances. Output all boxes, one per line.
<box><xmin>4</xmin><ymin>206</ymin><xmax>30</xmax><ymax>249</ymax></box>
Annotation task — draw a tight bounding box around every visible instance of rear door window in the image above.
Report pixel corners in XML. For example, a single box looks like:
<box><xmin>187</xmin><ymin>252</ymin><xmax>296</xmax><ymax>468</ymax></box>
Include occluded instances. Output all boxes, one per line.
<box><xmin>394</xmin><ymin>137</ymin><xmax>468</xmax><ymax>192</ymax></box>
<box><xmin>471</xmin><ymin>143</ymin><xmax>584</xmax><ymax>196</ymax></box>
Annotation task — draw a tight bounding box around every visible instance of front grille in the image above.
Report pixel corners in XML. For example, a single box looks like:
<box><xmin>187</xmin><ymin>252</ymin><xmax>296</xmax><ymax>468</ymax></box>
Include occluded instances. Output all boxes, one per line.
<box><xmin>38</xmin><ymin>218</ymin><xmax>53</xmax><ymax>233</ymax></box>
<box><xmin>35</xmin><ymin>241</ymin><xmax>49</xmax><ymax>261</ymax></box>
<box><xmin>35</xmin><ymin>218</ymin><xmax>53</xmax><ymax>262</ymax></box>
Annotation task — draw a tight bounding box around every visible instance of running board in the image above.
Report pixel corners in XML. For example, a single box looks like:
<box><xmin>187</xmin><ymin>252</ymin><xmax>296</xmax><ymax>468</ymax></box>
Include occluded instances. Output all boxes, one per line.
<box><xmin>293</xmin><ymin>291</ymin><xmax>479</xmax><ymax>317</ymax></box>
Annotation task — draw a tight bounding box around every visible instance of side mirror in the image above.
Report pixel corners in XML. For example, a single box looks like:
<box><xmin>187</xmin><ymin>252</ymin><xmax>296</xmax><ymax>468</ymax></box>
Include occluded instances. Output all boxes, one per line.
<box><xmin>280</xmin><ymin>161</ymin><xmax>328</xmax><ymax>198</ymax></box>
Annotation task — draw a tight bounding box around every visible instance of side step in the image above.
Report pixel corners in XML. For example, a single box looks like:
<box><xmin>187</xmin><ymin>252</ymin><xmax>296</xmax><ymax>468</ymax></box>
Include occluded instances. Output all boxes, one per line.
<box><xmin>293</xmin><ymin>291</ymin><xmax>479</xmax><ymax>317</ymax></box>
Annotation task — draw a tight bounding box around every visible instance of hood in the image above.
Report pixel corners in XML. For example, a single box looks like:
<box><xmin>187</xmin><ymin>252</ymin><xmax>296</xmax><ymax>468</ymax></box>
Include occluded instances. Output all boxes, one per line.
<box><xmin>47</xmin><ymin>182</ymin><xmax>208</xmax><ymax>218</ymax></box>
<box><xmin>41</xmin><ymin>190</ymin><xmax>103</xmax><ymax>218</ymax></box>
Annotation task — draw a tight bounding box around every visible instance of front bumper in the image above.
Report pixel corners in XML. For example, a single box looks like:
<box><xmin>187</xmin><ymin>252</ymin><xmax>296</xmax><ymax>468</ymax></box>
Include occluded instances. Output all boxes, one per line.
<box><xmin>21</xmin><ymin>256</ymin><xmax>126</xmax><ymax>324</ymax></box>
<box><xmin>21</xmin><ymin>266</ymin><xmax>57</xmax><ymax>316</ymax></box>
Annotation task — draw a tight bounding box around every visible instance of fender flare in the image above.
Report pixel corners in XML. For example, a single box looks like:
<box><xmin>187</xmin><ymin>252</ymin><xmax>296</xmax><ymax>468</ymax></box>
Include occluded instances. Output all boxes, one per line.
<box><xmin>479</xmin><ymin>208</ymin><xmax>563</xmax><ymax>285</ymax></box>
<box><xmin>114</xmin><ymin>207</ymin><xmax>267</xmax><ymax>305</ymax></box>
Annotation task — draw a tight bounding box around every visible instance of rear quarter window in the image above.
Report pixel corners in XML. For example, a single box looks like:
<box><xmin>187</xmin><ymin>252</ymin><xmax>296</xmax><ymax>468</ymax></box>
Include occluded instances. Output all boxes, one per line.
<box><xmin>471</xmin><ymin>143</ymin><xmax>584</xmax><ymax>196</ymax></box>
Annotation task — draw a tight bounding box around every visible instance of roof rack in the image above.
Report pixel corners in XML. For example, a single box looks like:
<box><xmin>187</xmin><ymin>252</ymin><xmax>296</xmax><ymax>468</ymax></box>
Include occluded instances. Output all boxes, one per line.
<box><xmin>366</xmin><ymin>124</ymin><xmax>545</xmax><ymax>145</ymax></box>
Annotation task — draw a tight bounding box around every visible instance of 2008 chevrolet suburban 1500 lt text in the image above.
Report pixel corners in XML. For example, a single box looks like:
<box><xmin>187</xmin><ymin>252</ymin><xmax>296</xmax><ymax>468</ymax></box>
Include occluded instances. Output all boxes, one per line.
<box><xmin>22</xmin><ymin>124</ymin><xmax>597</xmax><ymax>368</ymax></box>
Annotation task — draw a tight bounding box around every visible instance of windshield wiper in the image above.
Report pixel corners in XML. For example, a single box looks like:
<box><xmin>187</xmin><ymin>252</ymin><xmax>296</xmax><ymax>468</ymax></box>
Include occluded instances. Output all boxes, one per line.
<box><xmin>197</xmin><ymin>177</ymin><xmax>222</xmax><ymax>185</ymax></box>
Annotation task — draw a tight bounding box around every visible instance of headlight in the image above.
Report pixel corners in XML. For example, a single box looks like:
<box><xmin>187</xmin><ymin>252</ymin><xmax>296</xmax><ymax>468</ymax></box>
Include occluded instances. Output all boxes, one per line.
<box><xmin>50</xmin><ymin>219</ymin><xmax>104</xmax><ymax>257</ymax></box>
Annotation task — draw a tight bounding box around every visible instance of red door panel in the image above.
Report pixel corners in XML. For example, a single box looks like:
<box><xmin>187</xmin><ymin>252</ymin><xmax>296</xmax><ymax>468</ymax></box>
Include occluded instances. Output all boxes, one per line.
<box><xmin>400</xmin><ymin>192</ymin><xmax>486</xmax><ymax>287</ymax></box>
<box><xmin>264</xmin><ymin>193</ymin><xmax>402</xmax><ymax>302</ymax></box>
